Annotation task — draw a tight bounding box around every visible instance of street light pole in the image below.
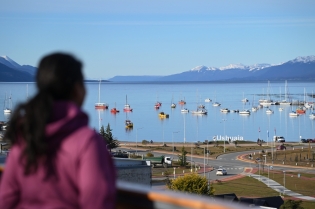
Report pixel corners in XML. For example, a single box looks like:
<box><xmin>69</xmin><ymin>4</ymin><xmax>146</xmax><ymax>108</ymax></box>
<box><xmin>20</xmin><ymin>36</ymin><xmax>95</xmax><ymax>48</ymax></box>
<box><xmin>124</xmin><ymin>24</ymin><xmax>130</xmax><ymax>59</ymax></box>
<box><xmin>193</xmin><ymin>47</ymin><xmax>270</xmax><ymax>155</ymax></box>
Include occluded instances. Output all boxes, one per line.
<box><xmin>172</xmin><ymin>131</ymin><xmax>179</xmax><ymax>159</ymax></box>
<box><xmin>283</xmin><ymin>171</ymin><xmax>286</xmax><ymax>196</ymax></box>
<box><xmin>222</xmin><ymin>119</ymin><xmax>227</xmax><ymax>153</ymax></box>
<box><xmin>136</xmin><ymin>127</ymin><xmax>143</xmax><ymax>155</ymax></box>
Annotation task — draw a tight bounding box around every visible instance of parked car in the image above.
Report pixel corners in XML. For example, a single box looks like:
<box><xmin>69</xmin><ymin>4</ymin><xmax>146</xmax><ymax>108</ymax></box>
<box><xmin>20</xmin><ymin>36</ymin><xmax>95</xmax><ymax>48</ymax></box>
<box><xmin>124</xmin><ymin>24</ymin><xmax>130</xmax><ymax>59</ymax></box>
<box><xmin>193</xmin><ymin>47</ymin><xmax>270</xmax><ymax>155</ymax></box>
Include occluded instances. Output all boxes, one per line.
<box><xmin>276</xmin><ymin>145</ymin><xmax>286</xmax><ymax>150</ymax></box>
<box><xmin>216</xmin><ymin>168</ymin><xmax>227</xmax><ymax>176</ymax></box>
<box><xmin>300</xmin><ymin>139</ymin><xmax>307</xmax><ymax>143</ymax></box>
<box><xmin>306</xmin><ymin>139</ymin><xmax>315</xmax><ymax>143</ymax></box>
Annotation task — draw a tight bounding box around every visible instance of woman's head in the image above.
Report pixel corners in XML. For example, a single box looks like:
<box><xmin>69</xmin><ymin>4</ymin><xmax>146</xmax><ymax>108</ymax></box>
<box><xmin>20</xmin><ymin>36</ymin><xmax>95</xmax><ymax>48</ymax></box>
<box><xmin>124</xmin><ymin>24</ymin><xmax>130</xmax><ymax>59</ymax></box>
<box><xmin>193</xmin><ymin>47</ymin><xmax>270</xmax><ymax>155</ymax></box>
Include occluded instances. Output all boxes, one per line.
<box><xmin>36</xmin><ymin>53</ymin><xmax>85</xmax><ymax>106</ymax></box>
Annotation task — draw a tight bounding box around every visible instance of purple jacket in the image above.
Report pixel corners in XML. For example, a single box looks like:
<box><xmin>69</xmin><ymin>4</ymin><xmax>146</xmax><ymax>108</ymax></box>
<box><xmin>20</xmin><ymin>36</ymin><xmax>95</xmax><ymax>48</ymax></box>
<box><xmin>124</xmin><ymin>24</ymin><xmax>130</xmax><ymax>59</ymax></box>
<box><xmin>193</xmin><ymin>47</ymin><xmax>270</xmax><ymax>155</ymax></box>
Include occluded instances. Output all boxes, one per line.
<box><xmin>0</xmin><ymin>102</ymin><xmax>116</xmax><ymax>209</ymax></box>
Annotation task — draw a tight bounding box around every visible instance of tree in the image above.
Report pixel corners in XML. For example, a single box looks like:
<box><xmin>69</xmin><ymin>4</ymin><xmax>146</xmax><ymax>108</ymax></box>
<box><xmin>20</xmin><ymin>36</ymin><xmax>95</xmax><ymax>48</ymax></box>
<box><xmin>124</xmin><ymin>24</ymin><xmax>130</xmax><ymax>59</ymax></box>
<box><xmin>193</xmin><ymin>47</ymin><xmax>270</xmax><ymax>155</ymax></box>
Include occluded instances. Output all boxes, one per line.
<box><xmin>167</xmin><ymin>173</ymin><xmax>214</xmax><ymax>195</ymax></box>
<box><xmin>99</xmin><ymin>123</ymin><xmax>119</xmax><ymax>152</ymax></box>
<box><xmin>178</xmin><ymin>146</ymin><xmax>187</xmax><ymax>167</ymax></box>
<box><xmin>280</xmin><ymin>199</ymin><xmax>304</xmax><ymax>209</ymax></box>
<box><xmin>142</xmin><ymin>140</ymin><xmax>149</xmax><ymax>146</ymax></box>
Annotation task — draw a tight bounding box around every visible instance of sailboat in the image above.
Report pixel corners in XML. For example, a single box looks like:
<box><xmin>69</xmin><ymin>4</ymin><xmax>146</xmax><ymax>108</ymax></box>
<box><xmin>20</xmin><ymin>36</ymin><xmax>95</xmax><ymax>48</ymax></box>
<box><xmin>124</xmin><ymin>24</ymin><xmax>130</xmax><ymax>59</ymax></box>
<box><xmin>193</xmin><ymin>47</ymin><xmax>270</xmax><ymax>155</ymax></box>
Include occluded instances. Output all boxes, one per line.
<box><xmin>280</xmin><ymin>80</ymin><xmax>291</xmax><ymax>105</ymax></box>
<box><xmin>259</xmin><ymin>81</ymin><xmax>273</xmax><ymax>106</ymax></box>
<box><xmin>95</xmin><ymin>80</ymin><xmax>108</xmax><ymax>109</ymax></box>
<box><xmin>123</xmin><ymin>95</ymin><xmax>133</xmax><ymax>112</ymax></box>
<box><xmin>3</xmin><ymin>93</ymin><xmax>12</xmax><ymax>114</ymax></box>
<box><xmin>110</xmin><ymin>102</ymin><xmax>120</xmax><ymax>114</ymax></box>
<box><xmin>171</xmin><ymin>94</ymin><xmax>176</xmax><ymax>108</ymax></box>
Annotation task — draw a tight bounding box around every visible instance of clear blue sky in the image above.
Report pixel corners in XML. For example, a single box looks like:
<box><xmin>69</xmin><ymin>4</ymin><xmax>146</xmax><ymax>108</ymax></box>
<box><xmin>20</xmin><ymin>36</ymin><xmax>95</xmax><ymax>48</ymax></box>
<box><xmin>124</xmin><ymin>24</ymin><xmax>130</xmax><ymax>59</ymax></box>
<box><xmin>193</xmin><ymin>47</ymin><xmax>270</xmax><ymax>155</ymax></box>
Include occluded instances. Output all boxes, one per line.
<box><xmin>1</xmin><ymin>0</ymin><xmax>314</xmax><ymax>79</ymax></box>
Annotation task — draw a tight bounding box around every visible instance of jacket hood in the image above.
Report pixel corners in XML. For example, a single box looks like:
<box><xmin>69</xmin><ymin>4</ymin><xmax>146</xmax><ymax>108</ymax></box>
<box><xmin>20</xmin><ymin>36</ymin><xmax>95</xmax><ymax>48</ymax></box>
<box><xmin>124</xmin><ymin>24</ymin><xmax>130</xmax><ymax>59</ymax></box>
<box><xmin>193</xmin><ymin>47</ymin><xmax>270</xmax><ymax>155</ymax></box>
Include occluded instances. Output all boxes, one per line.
<box><xmin>45</xmin><ymin>101</ymin><xmax>88</xmax><ymax>139</ymax></box>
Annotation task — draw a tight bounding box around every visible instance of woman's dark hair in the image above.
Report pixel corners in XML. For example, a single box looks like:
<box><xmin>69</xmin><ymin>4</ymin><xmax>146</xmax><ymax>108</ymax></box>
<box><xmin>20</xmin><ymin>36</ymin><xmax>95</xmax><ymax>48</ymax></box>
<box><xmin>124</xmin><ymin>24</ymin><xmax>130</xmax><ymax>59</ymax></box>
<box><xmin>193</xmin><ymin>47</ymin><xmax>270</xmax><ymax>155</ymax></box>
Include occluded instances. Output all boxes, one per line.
<box><xmin>4</xmin><ymin>53</ymin><xmax>83</xmax><ymax>175</ymax></box>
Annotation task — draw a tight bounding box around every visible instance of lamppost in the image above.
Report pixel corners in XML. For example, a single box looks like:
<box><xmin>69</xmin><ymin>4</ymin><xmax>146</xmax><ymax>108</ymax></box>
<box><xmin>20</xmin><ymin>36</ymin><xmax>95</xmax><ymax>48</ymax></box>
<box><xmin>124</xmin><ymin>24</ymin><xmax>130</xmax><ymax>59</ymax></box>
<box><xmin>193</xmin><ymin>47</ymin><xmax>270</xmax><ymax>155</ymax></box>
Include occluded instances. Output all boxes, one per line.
<box><xmin>283</xmin><ymin>171</ymin><xmax>286</xmax><ymax>196</ymax></box>
<box><xmin>136</xmin><ymin>127</ymin><xmax>143</xmax><ymax>155</ymax></box>
<box><xmin>172</xmin><ymin>131</ymin><xmax>179</xmax><ymax>159</ymax></box>
<box><xmin>204</xmin><ymin>147</ymin><xmax>206</xmax><ymax>177</ymax></box>
<box><xmin>222</xmin><ymin>119</ymin><xmax>227</xmax><ymax>153</ymax></box>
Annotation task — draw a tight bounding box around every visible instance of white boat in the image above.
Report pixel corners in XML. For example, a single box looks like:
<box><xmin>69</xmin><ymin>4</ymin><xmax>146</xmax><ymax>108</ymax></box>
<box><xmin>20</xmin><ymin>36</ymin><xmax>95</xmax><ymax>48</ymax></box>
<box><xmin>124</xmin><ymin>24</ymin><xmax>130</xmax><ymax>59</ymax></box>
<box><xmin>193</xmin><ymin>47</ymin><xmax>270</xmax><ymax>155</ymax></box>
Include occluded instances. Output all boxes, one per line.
<box><xmin>289</xmin><ymin>111</ymin><xmax>299</xmax><ymax>117</ymax></box>
<box><xmin>259</xmin><ymin>81</ymin><xmax>273</xmax><ymax>106</ymax></box>
<box><xmin>198</xmin><ymin>104</ymin><xmax>205</xmax><ymax>109</ymax></box>
<box><xmin>95</xmin><ymin>80</ymin><xmax>109</xmax><ymax>109</ymax></box>
<box><xmin>309</xmin><ymin>113</ymin><xmax>315</xmax><ymax>119</ymax></box>
<box><xmin>191</xmin><ymin>108</ymin><xmax>207</xmax><ymax>115</ymax></box>
<box><xmin>220</xmin><ymin>108</ymin><xmax>230</xmax><ymax>113</ymax></box>
<box><xmin>205</xmin><ymin>98</ymin><xmax>212</xmax><ymax>102</ymax></box>
<box><xmin>241</xmin><ymin>98</ymin><xmax>248</xmax><ymax>102</ymax></box>
<box><xmin>171</xmin><ymin>103</ymin><xmax>176</xmax><ymax>108</ymax></box>
<box><xmin>3</xmin><ymin>93</ymin><xmax>12</xmax><ymax>114</ymax></box>
<box><xmin>279</xmin><ymin>107</ymin><xmax>284</xmax><ymax>111</ymax></box>
<box><xmin>266</xmin><ymin>109</ymin><xmax>273</xmax><ymax>114</ymax></box>
<box><xmin>239</xmin><ymin>109</ymin><xmax>250</xmax><ymax>115</ymax></box>
<box><xmin>280</xmin><ymin>81</ymin><xmax>291</xmax><ymax>105</ymax></box>
<box><xmin>213</xmin><ymin>102</ymin><xmax>221</xmax><ymax>107</ymax></box>
<box><xmin>305</xmin><ymin>102</ymin><xmax>313</xmax><ymax>109</ymax></box>
<box><xmin>123</xmin><ymin>95</ymin><xmax>133</xmax><ymax>112</ymax></box>
<box><xmin>181</xmin><ymin>108</ymin><xmax>189</xmax><ymax>113</ymax></box>
<box><xmin>251</xmin><ymin>107</ymin><xmax>258</xmax><ymax>112</ymax></box>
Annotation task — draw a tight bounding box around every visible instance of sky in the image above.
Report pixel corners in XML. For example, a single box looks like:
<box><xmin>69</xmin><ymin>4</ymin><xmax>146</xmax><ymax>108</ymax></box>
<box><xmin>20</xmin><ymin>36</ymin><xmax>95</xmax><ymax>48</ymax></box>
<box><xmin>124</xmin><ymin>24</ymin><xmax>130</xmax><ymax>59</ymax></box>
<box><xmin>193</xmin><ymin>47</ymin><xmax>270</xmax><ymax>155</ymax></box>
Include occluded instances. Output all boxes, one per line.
<box><xmin>1</xmin><ymin>0</ymin><xmax>315</xmax><ymax>79</ymax></box>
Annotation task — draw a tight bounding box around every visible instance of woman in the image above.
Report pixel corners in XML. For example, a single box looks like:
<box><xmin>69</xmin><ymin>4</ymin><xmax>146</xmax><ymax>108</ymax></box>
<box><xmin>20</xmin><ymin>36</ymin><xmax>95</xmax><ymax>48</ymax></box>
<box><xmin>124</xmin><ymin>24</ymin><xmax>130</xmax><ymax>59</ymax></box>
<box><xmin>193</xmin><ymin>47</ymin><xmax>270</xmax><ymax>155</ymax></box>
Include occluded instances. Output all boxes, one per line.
<box><xmin>0</xmin><ymin>53</ymin><xmax>116</xmax><ymax>208</ymax></box>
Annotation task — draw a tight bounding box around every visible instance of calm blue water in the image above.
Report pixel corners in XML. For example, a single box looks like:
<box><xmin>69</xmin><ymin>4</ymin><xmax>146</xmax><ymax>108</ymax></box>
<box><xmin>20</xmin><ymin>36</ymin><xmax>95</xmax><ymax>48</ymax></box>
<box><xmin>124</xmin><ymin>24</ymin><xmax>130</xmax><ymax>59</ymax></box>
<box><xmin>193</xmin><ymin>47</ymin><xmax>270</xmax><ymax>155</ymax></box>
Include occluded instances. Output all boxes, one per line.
<box><xmin>1</xmin><ymin>81</ymin><xmax>315</xmax><ymax>143</ymax></box>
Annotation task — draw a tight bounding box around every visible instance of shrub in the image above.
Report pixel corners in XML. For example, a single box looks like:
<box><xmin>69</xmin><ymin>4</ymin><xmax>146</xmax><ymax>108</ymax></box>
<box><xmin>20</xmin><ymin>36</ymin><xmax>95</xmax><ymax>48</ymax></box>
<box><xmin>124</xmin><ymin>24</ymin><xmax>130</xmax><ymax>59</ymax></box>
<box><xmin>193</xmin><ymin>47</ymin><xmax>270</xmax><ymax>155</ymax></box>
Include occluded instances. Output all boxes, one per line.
<box><xmin>167</xmin><ymin>173</ymin><xmax>214</xmax><ymax>195</ymax></box>
<box><xmin>146</xmin><ymin>152</ymin><xmax>154</xmax><ymax>157</ymax></box>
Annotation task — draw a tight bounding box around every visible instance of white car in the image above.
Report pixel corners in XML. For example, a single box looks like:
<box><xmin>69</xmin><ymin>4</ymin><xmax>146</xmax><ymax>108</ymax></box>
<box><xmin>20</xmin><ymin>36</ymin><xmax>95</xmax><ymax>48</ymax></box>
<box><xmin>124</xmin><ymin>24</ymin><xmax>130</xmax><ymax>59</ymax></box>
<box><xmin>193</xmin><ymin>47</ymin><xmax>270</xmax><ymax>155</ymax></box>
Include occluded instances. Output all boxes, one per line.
<box><xmin>216</xmin><ymin>168</ymin><xmax>227</xmax><ymax>176</ymax></box>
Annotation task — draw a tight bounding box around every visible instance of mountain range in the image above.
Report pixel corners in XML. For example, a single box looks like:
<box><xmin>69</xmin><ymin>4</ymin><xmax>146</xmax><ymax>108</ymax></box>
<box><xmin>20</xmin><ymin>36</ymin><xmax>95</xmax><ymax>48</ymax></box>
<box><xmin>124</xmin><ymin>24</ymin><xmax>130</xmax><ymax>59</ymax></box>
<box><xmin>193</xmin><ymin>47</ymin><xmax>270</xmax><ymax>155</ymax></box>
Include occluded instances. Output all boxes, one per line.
<box><xmin>1</xmin><ymin>55</ymin><xmax>315</xmax><ymax>82</ymax></box>
<box><xmin>0</xmin><ymin>56</ymin><xmax>36</xmax><ymax>82</ymax></box>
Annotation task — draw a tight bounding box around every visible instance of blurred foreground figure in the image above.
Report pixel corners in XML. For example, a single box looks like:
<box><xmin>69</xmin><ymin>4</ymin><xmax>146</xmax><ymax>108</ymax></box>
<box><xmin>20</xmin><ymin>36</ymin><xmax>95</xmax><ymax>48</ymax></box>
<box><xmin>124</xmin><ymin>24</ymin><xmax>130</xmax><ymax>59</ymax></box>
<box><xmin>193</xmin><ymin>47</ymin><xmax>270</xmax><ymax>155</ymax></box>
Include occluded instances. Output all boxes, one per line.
<box><xmin>0</xmin><ymin>53</ymin><xmax>116</xmax><ymax>209</ymax></box>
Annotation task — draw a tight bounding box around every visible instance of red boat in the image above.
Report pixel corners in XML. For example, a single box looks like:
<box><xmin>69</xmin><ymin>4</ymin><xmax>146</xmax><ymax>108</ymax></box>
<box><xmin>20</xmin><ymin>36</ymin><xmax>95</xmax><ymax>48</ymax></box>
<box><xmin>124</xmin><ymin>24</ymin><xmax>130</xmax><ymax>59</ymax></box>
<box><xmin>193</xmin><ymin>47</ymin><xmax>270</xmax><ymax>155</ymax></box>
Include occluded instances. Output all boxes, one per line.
<box><xmin>296</xmin><ymin>106</ymin><xmax>306</xmax><ymax>114</ymax></box>
<box><xmin>111</xmin><ymin>108</ymin><xmax>120</xmax><ymax>113</ymax></box>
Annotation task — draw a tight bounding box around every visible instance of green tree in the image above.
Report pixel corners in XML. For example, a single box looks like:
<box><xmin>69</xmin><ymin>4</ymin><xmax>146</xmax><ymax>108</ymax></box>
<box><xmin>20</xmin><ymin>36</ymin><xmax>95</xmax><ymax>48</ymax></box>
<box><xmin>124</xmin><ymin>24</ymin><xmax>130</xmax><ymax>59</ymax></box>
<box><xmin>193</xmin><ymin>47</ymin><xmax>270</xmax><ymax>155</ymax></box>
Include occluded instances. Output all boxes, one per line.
<box><xmin>99</xmin><ymin>123</ymin><xmax>119</xmax><ymax>152</ymax></box>
<box><xmin>142</xmin><ymin>140</ymin><xmax>149</xmax><ymax>146</ymax></box>
<box><xmin>178</xmin><ymin>146</ymin><xmax>187</xmax><ymax>167</ymax></box>
<box><xmin>167</xmin><ymin>173</ymin><xmax>214</xmax><ymax>195</ymax></box>
<box><xmin>280</xmin><ymin>199</ymin><xmax>304</xmax><ymax>209</ymax></box>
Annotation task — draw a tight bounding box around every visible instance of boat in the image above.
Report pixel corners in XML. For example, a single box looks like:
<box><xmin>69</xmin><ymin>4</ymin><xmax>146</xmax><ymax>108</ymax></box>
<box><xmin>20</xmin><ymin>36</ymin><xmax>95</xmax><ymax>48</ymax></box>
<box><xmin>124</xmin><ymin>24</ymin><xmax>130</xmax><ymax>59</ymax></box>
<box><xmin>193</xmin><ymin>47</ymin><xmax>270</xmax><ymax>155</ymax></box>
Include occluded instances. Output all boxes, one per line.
<box><xmin>178</xmin><ymin>100</ymin><xmax>186</xmax><ymax>105</ymax></box>
<box><xmin>159</xmin><ymin>112</ymin><xmax>169</xmax><ymax>119</ymax></box>
<box><xmin>279</xmin><ymin>107</ymin><xmax>284</xmax><ymax>111</ymax></box>
<box><xmin>125</xmin><ymin>119</ymin><xmax>133</xmax><ymax>128</ymax></box>
<box><xmin>3</xmin><ymin>93</ymin><xmax>12</xmax><ymax>114</ymax></box>
<box><xmin>259</xmin><ymin>81</ymin><xmax>273</xmax><ymax>106</ymax></box>
<box><xmin>123</xmin><ymin>95</ymin><xmax>133</xmax><ymax>112</ymax></box>
<box><xmin>181</xmin><ymin>108</ymin><xmax>189</xmax><ymax>113</ymax></box>
<box><xmin>212</xmin><ymin>102</ymin><xmax>221</xmax><ymax>107</ymax></box>
<box><xmin>266</xmin><ymin>109</ymin><xmax>273</xmax><ymax>114</ymax></box>
<box><xmin>155</xmin><ymin>102</ymin><xmax>162</xmax><ymax>107</ymax></box>
<box><xmin>296</xmin><ymin>106</ymin><xmax>306</xmax><ymax>114</ymax></box>
<box><xmin>251</xmin><ymin>107</ymin><xmax>258</xmax><ymax>112</ymax></box>
<box><xmin>171</xmin><ymin>95</ymin><xmax>176</xmax><ymax>108</ymax></box>
<box><xmin>198</xmin><ymin>104</ymin><xmax>205</xmax><ymax>109</ymax></box>
<box><xmin>231</xmin><ymin>109</ymin><xmax>239</xmax><ymax>113</ymax></box>
<box><xmin>279</xmin><ymin>80</ymin><xmax>291</xmax><ymax>105</ymax></box>
<box><xmin>191</xmin><ymin>108</ymin><xmax>207</xmax><ymax>115</ymax></box>
<box><xmin>110</xmin><ymin>102</ymin><xmax>120</xmax><ymax>113</ymax></box>
<box><xmin>95</xmin><ymin>81</ymin><xmax>109</xmax><ymax>109</ymax></box>
<box><xmin>241</xmin><ymin>98</ymin><xmax>248</xmax><ymax>102</ymax></box>
<box><xmin>204</xmin><ymin>98</ymin><xmax>212</xmax><ymax>102</ymax></box>
<box><xmin>239</xmin><ymin>109</ymin><xmax>250</xmax><ymax>115</ymax></box>
<box><xmin>154</xmin><ymin>104</ymin><xmax>160</xmax><ymax>109</ymax></box>
<box><xmin>220</xmin><ymin>108</ymin><xmax>230</xmax><ymax>113</ymax></box>
<box><xmin>289</xmin><ymin>111</ymin><xmax>299</xmax><ymax>117</ymax></box>
<box><xmin>309</xmin><ymin>113</ymin><xmax>315</xmax><ymax>119</ymax></box>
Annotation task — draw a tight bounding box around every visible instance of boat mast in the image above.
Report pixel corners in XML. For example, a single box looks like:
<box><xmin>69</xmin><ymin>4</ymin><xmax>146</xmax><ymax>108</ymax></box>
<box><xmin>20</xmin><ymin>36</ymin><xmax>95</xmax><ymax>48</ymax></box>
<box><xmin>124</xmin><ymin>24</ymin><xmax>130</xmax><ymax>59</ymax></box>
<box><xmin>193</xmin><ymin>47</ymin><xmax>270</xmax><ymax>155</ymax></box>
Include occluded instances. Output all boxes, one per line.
<box><xmin>98</xmin><ymin>80</ymin><xmax>101</xmax><ymax>103</ymax></box>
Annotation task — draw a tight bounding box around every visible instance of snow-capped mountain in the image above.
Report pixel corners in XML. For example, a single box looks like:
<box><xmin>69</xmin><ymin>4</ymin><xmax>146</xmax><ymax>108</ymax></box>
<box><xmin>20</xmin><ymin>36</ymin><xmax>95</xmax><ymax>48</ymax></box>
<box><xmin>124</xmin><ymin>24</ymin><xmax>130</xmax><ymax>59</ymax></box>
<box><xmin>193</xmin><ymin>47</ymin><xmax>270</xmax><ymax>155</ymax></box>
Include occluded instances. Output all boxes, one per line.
<box><xmin>287</xmin><ymin>55</ymin><xmax>315</xmax><ymax>64</ymax></box>
<box><xmin>157</xmin><ymin>55</ymin><xmax>315</xmax><ymax>82</ymax></box>
<box><xmin>0</xmin><ymin>55</ymin><xmax>36</xmax><ymax>82</ymax></box>
<box><xmin>0</xmin><ymin>55</ymin><xmax>36</xmax><ymax>76</ymax></box>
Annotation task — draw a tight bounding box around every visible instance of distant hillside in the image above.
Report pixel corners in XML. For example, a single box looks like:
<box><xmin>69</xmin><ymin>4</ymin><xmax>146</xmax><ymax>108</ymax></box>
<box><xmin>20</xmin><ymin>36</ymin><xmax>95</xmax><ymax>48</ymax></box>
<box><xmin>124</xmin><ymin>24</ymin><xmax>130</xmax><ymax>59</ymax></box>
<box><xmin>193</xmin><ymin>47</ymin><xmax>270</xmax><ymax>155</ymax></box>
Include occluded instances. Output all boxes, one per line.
<box><xmin>109</xmin><ymin>75</ymin><xmax>163</xmax><ymax>82</ymax></box>
<box><xmin>0</xmin><ymin>56</ymin><xmax>36</xmax><ymax>82</ymax></box>
<box><xmin>1</xmin><ymin>55</ymin><xmax>315</xmax><ymax>82</ymax></box>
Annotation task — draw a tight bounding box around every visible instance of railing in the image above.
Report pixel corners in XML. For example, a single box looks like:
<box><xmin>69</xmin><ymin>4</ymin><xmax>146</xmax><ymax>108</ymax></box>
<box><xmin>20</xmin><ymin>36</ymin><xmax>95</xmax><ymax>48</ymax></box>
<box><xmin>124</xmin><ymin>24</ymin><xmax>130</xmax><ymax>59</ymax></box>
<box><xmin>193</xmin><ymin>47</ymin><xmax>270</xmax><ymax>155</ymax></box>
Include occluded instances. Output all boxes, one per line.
<box><xmin>116</xmin><ymin>181</ymin><xmax>246</xmax><ymax>209</ymax></box>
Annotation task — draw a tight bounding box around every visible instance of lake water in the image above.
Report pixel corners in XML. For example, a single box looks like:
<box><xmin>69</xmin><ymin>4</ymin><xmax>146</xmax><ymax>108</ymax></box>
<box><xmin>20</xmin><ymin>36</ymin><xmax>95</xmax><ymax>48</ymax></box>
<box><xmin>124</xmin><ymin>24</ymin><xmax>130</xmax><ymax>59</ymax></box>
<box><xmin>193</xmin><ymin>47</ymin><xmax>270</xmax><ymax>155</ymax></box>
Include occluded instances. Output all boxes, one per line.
<box><xmin>1</xmin><ymin>81</ymin><xmax>315</xmax><ymax>144</ymax></box>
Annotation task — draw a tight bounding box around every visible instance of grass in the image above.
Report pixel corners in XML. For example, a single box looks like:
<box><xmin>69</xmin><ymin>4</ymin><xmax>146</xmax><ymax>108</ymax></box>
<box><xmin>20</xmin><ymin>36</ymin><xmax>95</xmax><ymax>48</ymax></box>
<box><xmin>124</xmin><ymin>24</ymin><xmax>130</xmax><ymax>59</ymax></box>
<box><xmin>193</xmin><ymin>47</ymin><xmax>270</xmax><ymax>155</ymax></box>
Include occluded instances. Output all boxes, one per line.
<box><xmin>260</xmin><ymin>171</ymin><xmax>315</xmax><ymax>197</ymax></box>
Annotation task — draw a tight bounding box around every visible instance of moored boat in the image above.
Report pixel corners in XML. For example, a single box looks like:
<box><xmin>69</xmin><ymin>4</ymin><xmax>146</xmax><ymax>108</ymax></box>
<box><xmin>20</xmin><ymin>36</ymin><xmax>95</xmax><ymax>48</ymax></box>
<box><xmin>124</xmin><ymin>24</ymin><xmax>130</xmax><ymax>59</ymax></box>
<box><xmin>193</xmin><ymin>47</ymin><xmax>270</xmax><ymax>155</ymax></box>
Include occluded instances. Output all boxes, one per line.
<box><xmin>191</xmin><ymin>108</ymin><xmax>207</xmax><ymax>115</ymax></box>
<box><xmin>181</xmin><ymin>108</ymin><xmax>189</xmax><ymax>113</ymax></box>
<box><xmin>178</xmin><ymin>100</ymin><xmax>186</xmax><ymax>105</ymax></box>
<box><xmin>296</xmin><ymin>106</ymin><xmax>306</xmax><ymax>114</ymax></box>
<box><xmin>289</xmin><ymin>111</ymin><xmax>299</xmax><ymax>117</ymax></box>
<box><xmin>204</xmin><ymin>98</ymin><xmax>211</xmax><ymax>102</ymax></box>
<box><xmin>220</xmin><ymin>108</ymin><xmax>230</xmax><ymax>113</ymax></box>
<box><xmin>110</xmin><ymin>108</ymin><xmax>120</xmax><ymax>114</ymax></box>
<box><xmin>309</xmin><ymin>113</ymin><xmax>315</xmax><ymax>119</ymax></box>
<box><xmin>266</xmin><ymin>109</ymin><xmax>273</xmax><ymax>114</ymax></box>
<box><xmin>125</xmin><ymin>120</ymin><xmax>133</xmax><ymax>128</ymax></box>
<box><xmin>159</xmin><ymin>112</ymin><xmax>169</xmax><ymax>118</ymax></box>
<box><xmin>239</xmin><ymin>109</ymin><xmax>250</xmax><ymax>115</ymax></box>
<box><xmin>95</xmin><ymin>81</ymin><xmax>108</xmax><ymax>109</ymax></box>
<box><xmin>123</xmin><ymin>95</ymin><xmax>133</xmax><ymax>112</ymax></box>
<box><xmin>213</xmin><ymin>102</ymin><xmax>221</xmax><ymax>107</ymax></box>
